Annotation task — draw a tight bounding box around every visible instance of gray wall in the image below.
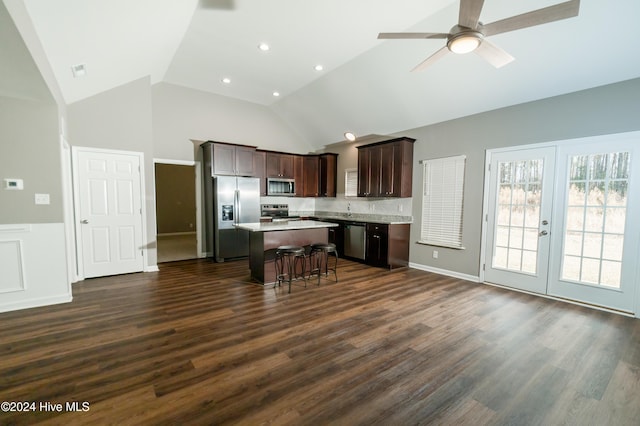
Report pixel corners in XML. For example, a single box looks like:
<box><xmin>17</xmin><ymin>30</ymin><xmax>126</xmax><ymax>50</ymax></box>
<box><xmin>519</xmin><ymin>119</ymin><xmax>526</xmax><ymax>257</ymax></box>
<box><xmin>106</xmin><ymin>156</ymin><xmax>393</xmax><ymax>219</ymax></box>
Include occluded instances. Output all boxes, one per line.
<box><xmin>0</xmin><ymin>96</ymin><xmax>61</xmax><ymax>224</ymax></box>
<box><xmin>316</xmin><ymin>79</ymin><xmax>640</xmax><ymax>277</ymax></box>
<box><xmin>152</xmin><ymin>82</ymin><xmax>313</xmax><ymax>162</ymax></box>
<box><xmin>404</xmin><ymin>78</ymin><xmax>640</xmax><ymax>277</ymax></box>
<box><xmin>0</xmin><ymin>2</ymin><xmax>61</xmax><ymax>225</ymax></box>
<box><xmin>67</xmin><ymin>77</ymin><xmax>157</xmax><ymax>266</ymax></box>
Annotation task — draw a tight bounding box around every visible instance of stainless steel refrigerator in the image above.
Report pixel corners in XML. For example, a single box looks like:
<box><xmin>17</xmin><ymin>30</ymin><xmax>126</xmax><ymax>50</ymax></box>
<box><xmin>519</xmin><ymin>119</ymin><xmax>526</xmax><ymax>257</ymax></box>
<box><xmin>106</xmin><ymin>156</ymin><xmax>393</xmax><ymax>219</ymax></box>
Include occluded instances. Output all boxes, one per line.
<box><xmin>209</xmin><ymin>176</ymin><xmax>260</xmax><ymax>262</ymax></box>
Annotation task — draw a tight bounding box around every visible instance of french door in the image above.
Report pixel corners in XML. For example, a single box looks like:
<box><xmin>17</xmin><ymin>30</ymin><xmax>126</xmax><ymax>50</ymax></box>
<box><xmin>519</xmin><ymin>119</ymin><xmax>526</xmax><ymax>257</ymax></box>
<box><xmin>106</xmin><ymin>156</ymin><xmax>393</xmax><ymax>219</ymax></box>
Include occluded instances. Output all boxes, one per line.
<box><xmin>484</xmin><ymin>135</ymin><xmax>640</xmax><ymax>314</ymax></box>
<box><xmin>547</xmin><ymin>139</ymin><xmax>639</xmax><ymax>313</ymax></box>
<box><xmin>484</xmin><ymin>147</ymin><xmax>555</xmax><ymax>294</ymax></box>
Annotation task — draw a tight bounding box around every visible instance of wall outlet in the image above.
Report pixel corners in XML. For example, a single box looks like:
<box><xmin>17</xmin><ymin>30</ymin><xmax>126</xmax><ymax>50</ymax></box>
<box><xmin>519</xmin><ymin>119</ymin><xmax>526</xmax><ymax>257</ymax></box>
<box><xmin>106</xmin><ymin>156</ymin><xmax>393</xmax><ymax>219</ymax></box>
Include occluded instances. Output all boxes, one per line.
<box><xmin>35</xmin><ymin>193</ymin><xmax>50</xmax><ymax>205</ymax></box>
<box><xmin>432</xmin><ymin>250</ymin><xmax>439</xmax><ymax>259</ymax></box>
<box><xmin>398</xmin><ymin>204</ymin><xmax>403</xmax><ymax>212</ymax></box>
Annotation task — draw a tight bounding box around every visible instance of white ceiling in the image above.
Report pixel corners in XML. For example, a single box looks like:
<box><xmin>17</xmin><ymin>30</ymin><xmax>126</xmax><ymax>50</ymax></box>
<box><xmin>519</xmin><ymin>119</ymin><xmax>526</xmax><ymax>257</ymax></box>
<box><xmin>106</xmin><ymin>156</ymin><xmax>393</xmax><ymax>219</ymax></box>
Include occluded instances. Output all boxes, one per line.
<box><xmin>6</xmin><ymin>0</ymin><xmax>640</xmax><ymax>148</ymax></box>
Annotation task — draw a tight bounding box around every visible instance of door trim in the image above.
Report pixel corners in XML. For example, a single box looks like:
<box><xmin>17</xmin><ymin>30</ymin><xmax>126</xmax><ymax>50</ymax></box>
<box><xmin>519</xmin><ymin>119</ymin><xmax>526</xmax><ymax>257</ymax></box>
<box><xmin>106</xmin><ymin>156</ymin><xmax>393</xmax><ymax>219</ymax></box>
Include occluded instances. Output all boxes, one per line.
<box><xmin>72</xmin><ymin>147</ymin><xmax>149</xmax><ymax>280</ymax></box>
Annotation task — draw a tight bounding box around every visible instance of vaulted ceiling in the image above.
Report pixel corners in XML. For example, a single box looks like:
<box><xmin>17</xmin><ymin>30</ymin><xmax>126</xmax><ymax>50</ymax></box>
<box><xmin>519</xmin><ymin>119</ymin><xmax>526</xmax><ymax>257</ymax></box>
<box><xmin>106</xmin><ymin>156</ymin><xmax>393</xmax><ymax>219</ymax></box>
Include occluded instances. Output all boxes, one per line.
<box><xmin>5</xmin><ymin>0</ymin><xmax>640</xmax><ymax>149</ymax></box>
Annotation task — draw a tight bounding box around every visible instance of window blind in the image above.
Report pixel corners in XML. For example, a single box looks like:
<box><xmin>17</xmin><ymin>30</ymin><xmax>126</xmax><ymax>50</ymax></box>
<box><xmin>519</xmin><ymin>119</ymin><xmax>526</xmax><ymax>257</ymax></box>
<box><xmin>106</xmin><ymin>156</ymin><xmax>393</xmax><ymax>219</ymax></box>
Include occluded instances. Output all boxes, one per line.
<box><xmin>420</xmin><ymin>155</ymin><xmax>466</xmax><ymax>249</ymax></box>
<box><xmin>345</xmin><ymin>168</ymin><xmax>358</xmax><ymax>197</ymax></box>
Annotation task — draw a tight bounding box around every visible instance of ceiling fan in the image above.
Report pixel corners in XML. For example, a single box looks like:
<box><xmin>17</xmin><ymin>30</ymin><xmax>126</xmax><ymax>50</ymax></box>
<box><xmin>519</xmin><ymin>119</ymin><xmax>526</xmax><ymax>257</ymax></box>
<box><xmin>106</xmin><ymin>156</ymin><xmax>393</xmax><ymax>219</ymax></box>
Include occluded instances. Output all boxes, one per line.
<box><xmin>378</xmin><ymin>0</ymin><xmax>580</xmax><ymax>71</ymax></box>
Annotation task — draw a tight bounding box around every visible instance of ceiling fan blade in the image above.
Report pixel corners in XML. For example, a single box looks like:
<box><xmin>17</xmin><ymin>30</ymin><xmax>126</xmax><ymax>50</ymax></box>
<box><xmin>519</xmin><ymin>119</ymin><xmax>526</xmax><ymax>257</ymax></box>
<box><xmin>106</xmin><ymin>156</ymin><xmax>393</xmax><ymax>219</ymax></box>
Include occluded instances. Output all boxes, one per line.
<box><xmin>482</xmin><ymin>0</ymin><xmax>580</xmax><ymax>37</ymax></box>
<box><xmin>459</xmin><ymin>0</ymin><xmax>485</xmax><ymax>29</ymax></box>
<box><xmin>378</xmin><ymin>32</ymin><xmax>449</xmax><ymax>40</ymax></box>
<box><xmin>411</xmin><ymin>46</ymin><xmax>450</xmax><ymax>72</ymax></box>
<box><xmin>475</xmin><ymin>39</ymin><xmax>514</xmax><ymax>68</ymax></box>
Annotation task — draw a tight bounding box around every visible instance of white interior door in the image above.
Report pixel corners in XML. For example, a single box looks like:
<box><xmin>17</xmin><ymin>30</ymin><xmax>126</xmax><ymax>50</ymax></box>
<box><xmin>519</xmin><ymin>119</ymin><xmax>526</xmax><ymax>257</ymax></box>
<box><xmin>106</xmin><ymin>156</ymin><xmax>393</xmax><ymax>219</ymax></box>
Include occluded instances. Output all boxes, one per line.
<box><xmin>547</xmin><ymin>138</ymin><xmax>640</xmax><ymax>313</ymax></box>
<box><xmin>75</xmin><ymin>148</ymin><xmax>144</xmax><ymax>278</ymax></box>
<box><xmin>484</xmin><ymin>147</ymin><xmax>556</xmax><ymax>294</ymax></box>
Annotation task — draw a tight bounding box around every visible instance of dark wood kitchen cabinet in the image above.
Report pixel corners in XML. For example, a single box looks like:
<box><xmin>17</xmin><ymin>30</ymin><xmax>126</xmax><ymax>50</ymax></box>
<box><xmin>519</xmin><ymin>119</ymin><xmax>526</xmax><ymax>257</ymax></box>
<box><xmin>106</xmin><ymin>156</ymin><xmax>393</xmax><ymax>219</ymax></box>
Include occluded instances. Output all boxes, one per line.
<box><xmin>366</xmin><ymin>223</ymin><xmax>410</xmax><ymax>269</ymax></box>
<box><xmin>300</xmin><ymin>153</ymin><xmax>337</xmax><ymax>197</ymax></box>
<box><xmin>208</xmin><ymin>141</ymin><xmax>256</xmax><ymax>177</ymax></box>
<box><xmin>319</xmin><ymin>153</ymin><xmax>338</xmax><ymax>197</ymax></box>
<box><xmin>293</xmin><ymin>155</ymin><xmax>304</xmax><ymax>197</ymax></box>
<box><xmin>357</xmin><ymin>137</ymin><xmax>415</xmax><ymax>197</ymax></box>
<box><xmin>302</xmin><ymin>156</ymin><xmax>319</xmax><ymax>196</ymax></box>
<box><xmin>266</xmin><ymin>152</ymin><xmax>294</xmax><ymax>178</ymax></box>
<box><xmin>254</xmin><ymin>150</ymin><xmax>267</xmax><ymax>196</ymax></box>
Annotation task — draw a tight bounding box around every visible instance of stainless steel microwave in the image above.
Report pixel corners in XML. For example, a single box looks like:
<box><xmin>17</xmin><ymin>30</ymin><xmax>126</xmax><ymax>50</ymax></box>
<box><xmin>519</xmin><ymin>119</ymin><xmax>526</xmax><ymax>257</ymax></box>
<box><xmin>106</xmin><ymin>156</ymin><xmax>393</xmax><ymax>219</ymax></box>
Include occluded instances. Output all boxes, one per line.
<box><xmin>267</xmin><ymin>178</ymin><xmax>296</xmax><ymax>196</ymax></box>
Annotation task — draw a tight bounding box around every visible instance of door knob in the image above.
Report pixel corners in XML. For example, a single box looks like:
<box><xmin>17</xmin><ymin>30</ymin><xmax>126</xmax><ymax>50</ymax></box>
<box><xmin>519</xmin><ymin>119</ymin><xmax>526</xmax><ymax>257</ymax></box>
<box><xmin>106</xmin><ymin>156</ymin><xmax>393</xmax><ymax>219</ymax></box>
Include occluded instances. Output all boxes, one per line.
<box><xmin>81</xmin><ymin>219</ymin><xmax>89</xmax><ymax>224</ymax></box>
<box><xmin>539</xmin><ymin>230</ymin><xmax>548</xmax><ymax>236</ymax></box>
<box><xmin>542</xmin><ymin>220</ymin><xmax>549</xmax><ymax>225</ymax></box>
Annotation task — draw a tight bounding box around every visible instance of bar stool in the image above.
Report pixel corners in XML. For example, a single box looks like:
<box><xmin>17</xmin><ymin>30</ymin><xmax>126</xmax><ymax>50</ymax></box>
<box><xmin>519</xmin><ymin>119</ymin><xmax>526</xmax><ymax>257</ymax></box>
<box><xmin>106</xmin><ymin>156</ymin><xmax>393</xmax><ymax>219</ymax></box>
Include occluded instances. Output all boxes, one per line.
<box><xmin>275</xmin><ymin>245</ymin><xmax>306</xmax><ymax>293</ymax></box>
<box><xmin>308</xmin><ymin>243</ymin><xmax>338</xmax><ymax>286</ymax></box>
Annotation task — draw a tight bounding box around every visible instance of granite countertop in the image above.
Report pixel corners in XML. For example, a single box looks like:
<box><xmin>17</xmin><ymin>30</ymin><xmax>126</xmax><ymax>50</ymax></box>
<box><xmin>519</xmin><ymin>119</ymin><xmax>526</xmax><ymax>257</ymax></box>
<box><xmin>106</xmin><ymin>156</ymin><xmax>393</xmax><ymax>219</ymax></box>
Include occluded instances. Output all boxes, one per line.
<box><xmin>302</xmin><ymin>211</ymin><xmax>413</xmax><ymax>225</ymax></box>
<box><xmin>236</xmin><ymin>220</ymin><xmax>339</xmax><ymax>232</ymax></box>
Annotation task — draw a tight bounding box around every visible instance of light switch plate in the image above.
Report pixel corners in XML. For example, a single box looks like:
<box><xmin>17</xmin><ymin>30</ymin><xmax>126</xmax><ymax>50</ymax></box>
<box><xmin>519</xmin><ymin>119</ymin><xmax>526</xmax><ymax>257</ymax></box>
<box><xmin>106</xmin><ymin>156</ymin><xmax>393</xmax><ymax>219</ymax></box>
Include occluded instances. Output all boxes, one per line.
<box><xmin>35</xmin><ymin>193</ymin><xmax>50</xmax><ymax>205</ymax></box>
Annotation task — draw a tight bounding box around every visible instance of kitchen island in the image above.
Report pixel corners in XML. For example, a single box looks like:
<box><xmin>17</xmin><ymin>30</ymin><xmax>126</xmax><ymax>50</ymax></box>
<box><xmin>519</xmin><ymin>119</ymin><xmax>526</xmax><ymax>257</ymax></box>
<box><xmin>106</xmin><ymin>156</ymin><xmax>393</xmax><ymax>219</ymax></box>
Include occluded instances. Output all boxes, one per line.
<box><xmin>235</xmin><ymin>220</ymin><xmax>338</xmax><ymax>285</ymax></box>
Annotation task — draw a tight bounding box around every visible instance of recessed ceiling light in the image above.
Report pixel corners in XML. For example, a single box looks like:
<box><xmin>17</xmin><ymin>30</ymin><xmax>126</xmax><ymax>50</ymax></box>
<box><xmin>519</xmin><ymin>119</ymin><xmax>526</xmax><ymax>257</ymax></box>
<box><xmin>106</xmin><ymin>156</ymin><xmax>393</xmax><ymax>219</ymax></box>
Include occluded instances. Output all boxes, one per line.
<box><xmin>272</xmin><ymin>91</ymin><xmax>280</xmax><ymax>97</ymax></box>
<box><xmin>344</xmin><ymin>132</ymin><xmax>356</xmax><ymax>142</ymax></box>
<box><xmin>221</xmin><ymin>77</ymin><xmax>231</xmax><ymax>84</ymax></box>
<box><xmin>71</xmin><ymin>63</ymin><xmax>87</xmax><ymax>78</ymax></box>
<box><xmin>314</xmin><ymin>64</ymin><xmax>324</xmax><ymax>71</ymax></box>
<box><xmin>258</xmin><ymin>43</ymin><xmax>270</xmax><ymax>51</ymax></box>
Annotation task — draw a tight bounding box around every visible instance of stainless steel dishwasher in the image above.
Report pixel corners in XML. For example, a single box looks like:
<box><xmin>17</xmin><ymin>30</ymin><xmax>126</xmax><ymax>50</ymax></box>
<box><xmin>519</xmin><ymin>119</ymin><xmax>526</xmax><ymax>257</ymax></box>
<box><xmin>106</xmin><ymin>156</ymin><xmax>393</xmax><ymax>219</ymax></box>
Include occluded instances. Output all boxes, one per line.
<box><xmin>343</xmin><ymin>223</ymin><xmax>366</xmax><ymax>260</ymax></box>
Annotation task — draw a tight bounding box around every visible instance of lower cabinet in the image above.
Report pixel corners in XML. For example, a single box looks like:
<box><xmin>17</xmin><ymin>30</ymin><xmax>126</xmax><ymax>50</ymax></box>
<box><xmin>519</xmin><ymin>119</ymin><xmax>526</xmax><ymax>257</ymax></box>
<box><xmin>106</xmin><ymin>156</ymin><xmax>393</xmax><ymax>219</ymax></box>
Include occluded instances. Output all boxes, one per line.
<box><xmin>327</xmin><ymin>223</ymin><xmax>344</xmax><ymax>256</ymax></box>
<box><xmin>366</xmin><ymin>223</ymin><xmax>410</xmax><ymax>269</ymax></box>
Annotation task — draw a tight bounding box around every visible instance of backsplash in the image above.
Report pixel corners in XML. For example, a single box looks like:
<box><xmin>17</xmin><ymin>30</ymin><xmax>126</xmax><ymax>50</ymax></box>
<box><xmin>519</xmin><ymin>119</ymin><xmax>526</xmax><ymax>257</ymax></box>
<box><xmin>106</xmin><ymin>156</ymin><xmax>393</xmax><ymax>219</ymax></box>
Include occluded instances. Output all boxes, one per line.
<box><xmin>262</xmin><ymin>194</ymin><xmax>412</xmax><ymax>220</ymax></box>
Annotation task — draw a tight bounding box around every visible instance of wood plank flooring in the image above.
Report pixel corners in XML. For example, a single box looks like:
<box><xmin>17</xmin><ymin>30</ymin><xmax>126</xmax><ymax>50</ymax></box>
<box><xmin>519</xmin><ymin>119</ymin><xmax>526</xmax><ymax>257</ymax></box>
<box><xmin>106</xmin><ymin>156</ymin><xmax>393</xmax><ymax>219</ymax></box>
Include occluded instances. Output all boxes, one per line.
<box><xmin>1</xmin><ymin>258</ymin><xmax>639</xmax><ymax>425</ymax></box>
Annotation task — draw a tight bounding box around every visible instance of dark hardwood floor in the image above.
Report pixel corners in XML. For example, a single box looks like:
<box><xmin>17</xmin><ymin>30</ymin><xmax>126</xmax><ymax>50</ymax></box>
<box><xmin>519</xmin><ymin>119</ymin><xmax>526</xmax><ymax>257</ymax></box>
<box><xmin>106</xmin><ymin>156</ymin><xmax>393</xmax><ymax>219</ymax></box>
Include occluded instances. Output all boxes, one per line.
<box><xmin>1</xmin><ymin>258</ymin><xmax>639</xmax><ymax>425</ymax></box>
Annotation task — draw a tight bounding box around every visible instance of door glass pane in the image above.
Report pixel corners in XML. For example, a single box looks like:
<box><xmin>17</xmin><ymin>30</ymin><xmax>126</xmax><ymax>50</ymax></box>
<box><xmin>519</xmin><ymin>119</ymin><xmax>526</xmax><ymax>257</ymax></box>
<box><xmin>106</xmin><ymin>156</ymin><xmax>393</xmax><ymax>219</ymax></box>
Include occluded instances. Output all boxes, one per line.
<box><xmin>561</xmin><ymin>152</ymin><xmax>629</xmax><ymax>288</ymax></box>
<box><xmin>492</xmin><ymin>159</ymin><xmax>543</xmax><ymax>274</ymax></box>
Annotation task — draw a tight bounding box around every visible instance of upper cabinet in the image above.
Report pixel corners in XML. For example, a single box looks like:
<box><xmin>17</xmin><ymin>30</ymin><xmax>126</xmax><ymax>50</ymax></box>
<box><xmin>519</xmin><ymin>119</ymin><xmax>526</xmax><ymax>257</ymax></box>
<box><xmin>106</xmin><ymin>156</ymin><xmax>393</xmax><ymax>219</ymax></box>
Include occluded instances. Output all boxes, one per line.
<box><xmin>204</xmin><ymin>141</ymin><xmax>338</xmax><ymax>198</ymax></box>
<box><xmin>357</xmin><ymin>137</ymin><xmax>415</xmax><ymax>198</ymax></box>
<box><xmin>301</xmin><ymin>153</ymin><xmax>337</xmax><ymax>197</ymax></box>
<box><xmin>319</xmin><ymin>153</ymin><xmax>338</xmax><ymax>197</ymax></box>
<box><xmin>266</xmin><ymin>152</ymin><xmax>295</xmax><ymax>178</ymax></box>
<box><xmin>205</xmin><ymin>141</ymin><xmax>256</xmax><ymax>177</ymax></box>
<box><xmin>302</xmin><ymin>156</ymin><xmax>319</xmax><ymax>197</ymax></box>
<box><xmin>254</xmin><ymin>150</ymin><xmax>267</xmax><ymax>196</ymax></box>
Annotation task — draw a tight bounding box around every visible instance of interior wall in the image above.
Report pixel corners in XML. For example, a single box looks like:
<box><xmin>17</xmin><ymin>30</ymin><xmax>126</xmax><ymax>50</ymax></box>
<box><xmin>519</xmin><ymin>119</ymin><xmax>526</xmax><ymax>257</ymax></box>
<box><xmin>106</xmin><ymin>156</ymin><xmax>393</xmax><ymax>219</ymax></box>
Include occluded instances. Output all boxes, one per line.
<box><xmin>0</xmin><ymin>96</ymin><xmax>62</xmax><ymax>223</ymax></box>
<box><xmin>151</xmin><ymin>82</ymin><xmax>314</xmax><ymax>162</ymax></box>
<box><xmin>404</xmin><ymin>77</ymin><xmax>640</xmax><ymax>278</ymax></box>
<box><xmin>0</xmin><ymin>1</ymin><xmax>69</xmax><ymax>312</ymax></box>
<box><xmin>155</xmin><ymin>163</ymin><xmax>196</xmax><ymax>234</ymax></box>
<box><xmin>67</xmin><ymin>77</ymin><xmax>158</xmax><ymax>268</ymax></box>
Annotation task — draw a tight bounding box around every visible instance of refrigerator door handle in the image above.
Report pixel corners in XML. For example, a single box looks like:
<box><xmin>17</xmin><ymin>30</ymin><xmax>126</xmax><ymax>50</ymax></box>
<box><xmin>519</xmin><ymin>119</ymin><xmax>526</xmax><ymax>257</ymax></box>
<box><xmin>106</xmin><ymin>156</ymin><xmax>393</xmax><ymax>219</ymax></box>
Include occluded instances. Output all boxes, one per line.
<box><xmin>234</xmin><ymin>189</ymin><xmax>240</xmax><ymax>225</ymax></box>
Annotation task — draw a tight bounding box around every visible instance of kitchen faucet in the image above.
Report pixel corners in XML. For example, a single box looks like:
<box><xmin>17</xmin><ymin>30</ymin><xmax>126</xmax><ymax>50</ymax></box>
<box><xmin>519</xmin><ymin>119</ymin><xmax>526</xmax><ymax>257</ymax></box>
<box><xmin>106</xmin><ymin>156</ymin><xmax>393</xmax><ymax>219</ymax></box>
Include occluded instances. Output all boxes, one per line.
<box><xmin>347</xmin><ymin>202</ymin><xmax>352</xmax><ymax>217</ymax></box>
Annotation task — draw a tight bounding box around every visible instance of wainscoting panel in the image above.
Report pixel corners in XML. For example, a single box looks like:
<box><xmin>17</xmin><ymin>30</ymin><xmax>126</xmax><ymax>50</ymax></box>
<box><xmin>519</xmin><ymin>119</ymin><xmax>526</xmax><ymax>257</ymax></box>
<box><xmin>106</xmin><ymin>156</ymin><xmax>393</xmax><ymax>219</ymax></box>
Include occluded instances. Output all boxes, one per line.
<box><xmin>0</xmin><ymin>223</ymin><xmax>71</xmax><ymax>313</ymax></box>
<box><xmin>0</xmin><ymin>239</ymin><xmax>26</xmax><ymax>293</ymax></box>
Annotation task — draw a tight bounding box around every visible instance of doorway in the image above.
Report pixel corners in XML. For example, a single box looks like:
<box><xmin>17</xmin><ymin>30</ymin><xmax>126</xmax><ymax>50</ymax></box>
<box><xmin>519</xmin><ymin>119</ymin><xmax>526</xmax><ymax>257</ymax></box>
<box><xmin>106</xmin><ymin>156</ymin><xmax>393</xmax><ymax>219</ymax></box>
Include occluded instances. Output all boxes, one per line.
<box><xmin>483</xmin><ymin>133</ymin><xmax>640</xmax><ymax>314</ymax></box>
<box><xmin>154</xmin><ymin>162</ymin><xmax>198</xmax><ymax>263</ymax></box>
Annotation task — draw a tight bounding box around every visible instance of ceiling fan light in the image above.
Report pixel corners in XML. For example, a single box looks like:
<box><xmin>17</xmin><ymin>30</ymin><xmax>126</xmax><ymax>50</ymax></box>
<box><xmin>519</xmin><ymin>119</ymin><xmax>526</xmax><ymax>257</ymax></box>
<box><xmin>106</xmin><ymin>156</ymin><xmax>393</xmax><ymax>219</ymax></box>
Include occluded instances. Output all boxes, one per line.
<box><xmin>448</xmin><ymin>35</ymin><xmax>481</xmax><ymax>54</ymax></box>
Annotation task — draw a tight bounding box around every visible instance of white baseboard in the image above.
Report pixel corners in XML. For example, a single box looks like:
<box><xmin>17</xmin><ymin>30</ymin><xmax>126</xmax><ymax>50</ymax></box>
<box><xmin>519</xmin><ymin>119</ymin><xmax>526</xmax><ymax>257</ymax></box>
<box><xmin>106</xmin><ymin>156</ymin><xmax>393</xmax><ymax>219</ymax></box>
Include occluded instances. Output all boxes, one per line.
<box><xmin>145</xmin><ymin>265</ymin><xmax>160</xmax><ymax>272</ymax></box>
<box><xmin>0</xmin><ymin>294</ymin><xmax>72</xmax><ymax>314</ymax></box>
<box><xmin>408</xmin><ymin>262</ymin><xmax>480</xmax><ymax>283</ymax></box>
